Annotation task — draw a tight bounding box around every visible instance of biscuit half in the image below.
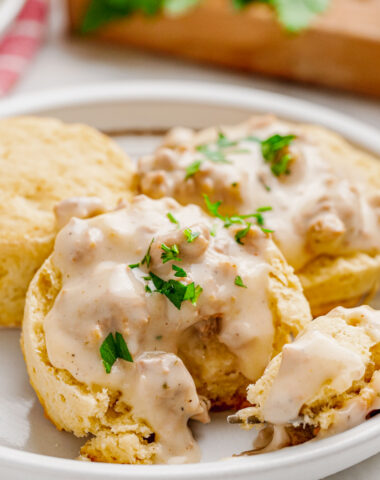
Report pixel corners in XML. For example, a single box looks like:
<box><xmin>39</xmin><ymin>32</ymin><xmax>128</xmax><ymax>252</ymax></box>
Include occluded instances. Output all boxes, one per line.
<box><xmin>232</xmin><ymin>306</ymin><xmax>380</xmax><ymax>453</ymax></box>
<box><xmin>0</xmin><ymin>116</ymin><xmax>135</xmax><ymax>327</ymax></box>
<box><xmin>21</xmin><ymin>197</ymin><xmax>311</xmax><ymax>464</ymax></box>
<box><xmin>138</xmin><ymin>116</ymin><xmax>380</xmax><ymax>316</ymax></box>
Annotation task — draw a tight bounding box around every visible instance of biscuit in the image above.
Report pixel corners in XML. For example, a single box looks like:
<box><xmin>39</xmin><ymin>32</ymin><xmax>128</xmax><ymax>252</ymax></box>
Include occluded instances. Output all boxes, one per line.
<box><xmin>22</xmin><ymin>195</ymin><xmax>311</xmax><ymax>463</ymax></box>
<box><xmin>138</xmin><ymin>116</ymin><xmax>380</xmax><ymax>316</ymax></box>
<box><xmin>0</xmin><ymin>116</ymin><xmax>135</xmax><ymax>327</ymax></box>
<box><xmin>232</xmin><ymin>306</ymin><xmax>380</xmax><ymax>452</ymax></box>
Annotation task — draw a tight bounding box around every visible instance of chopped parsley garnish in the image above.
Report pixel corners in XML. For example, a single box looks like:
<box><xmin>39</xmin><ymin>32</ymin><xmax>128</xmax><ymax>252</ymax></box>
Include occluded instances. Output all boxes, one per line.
<box><xmin>143</xmin><ymin>275</ymin><xmax>152</xmax><ymax>281</ymax></box>
<box><xmin>203</xmin><ymin>194</ymin><xmax>223</xmax><ymax>219</ymax></box>
<box><xmin>196</xmin><ymin>145</ymin><xmax>231</xmax><ymax>164</ymax></box>
<box><xmin>243</xmin><ymin>135</ymin><xmax>261</xmax><ymax>143</ymax></box>
<box><xmin>185</xmin><ymin>131</ymin><xmax>252</xmax><ymax>180</ymax></box>
<box><xmin>203</xmin><ymin>194</ymin><xmax>273</xmax><ymax>236</ymax></box>
<box><xmin>261</xmin><ymin>134</ymin><xmax>295</xmax><ymax>177</ymax></box>
<box><xmin>185</xmin><ymin>159</ymin><xmax>202</xmax><ymax>179</ymax></box>
<box><xmin>183</xmin><ymin>228</ymin><xmax>200</xmax><ymax>243</ymax></box>
<box><xmin>128</xmin><ymin>263</ymin><xmax>140</xmax><ymax>269</ymax></box>
<box><xmin>183</xmin><ymin>282</ymin><xmax>203</xmax><ymax>305</ymax></box>
<box><xmin>234</xmin><ymin>275</ymin><xmax>247</xmax><ymax>288</ymax></box>
<box><xmin>256</xmin><ymin>206</ymin><xmax>272</xmax><ymax>213</ymax></box>
<box><xmin>196</xmin><ymin>132</ymin><xmax>244</xmax><ymax>165</ymax></box>
<box><xmin>261</xmin><ymin>227</ymin><xmax>275</xmax><ymax>234</ymax></box>
<box><xmin>100</xmin><ymin>332</ymin><xmax>133</xmax><ymax>374</ymax></box>
<box><xmin>216</xmin><ymin>132</ymin><xmax>238</xmax><ymax>148</ymax></box>
<box><xmin>149</xmin><ymin>271</ymin><xmax>202</xmax><ymax>309</ymax></box>
<box><xmin>161</xmin><ymin>243</ymin><xmax>181</xmax><ymax>263</ymax></box>
<box><xmin>167</xmin><ymin>212</ymin><xmax>179</xmax><ymax>226</ymax></box>
<box><xmin>210</xmin><ymin>225</ymin><xmax>217</xmax><ymax>237</ymax></box>
<box><xmin>145</xmin><ymin>285</ymin><xmax>152</xmax><ymax>293</ymax></box>
<box><xmin>235</xmin><ymin>223</ymin><xmax>251</xmax><ymax>245</ymax></box>
<box><xmin>172</xmin><ymin>265</ymin><xmax>187</xmax><ymax>277</ymax></box>
<box><xmin>141</xmin><ymin>238</ymin><xmax>154</xmax><ymax>268</ymax></box>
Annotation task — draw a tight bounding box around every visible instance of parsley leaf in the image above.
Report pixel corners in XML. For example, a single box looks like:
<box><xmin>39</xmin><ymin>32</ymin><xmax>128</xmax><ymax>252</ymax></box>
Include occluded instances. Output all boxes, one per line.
<box><xmin>235</xmin><ymin>223</ymin><xmax>251</xmax><ymax>245</ymax></box>
<box><xmin>115</xmin><ymin>332</ymin><xmax>133</xmax><ymax>362</ymax></box>
<box><xmin>183</xmin><ymin>282</ymin><xmax>203</xmax><ymax>305</ymax></box>
<box><xmin>203</xmin><ymin>194</ymin><xmax>273</xmax><ymax>235</ymax></box>
<box><xmin>149</xmin><ymin>271</ymin><xmax>202</xmax><ymax>309</ymax></box>
<box><xmin>129</xmin><ymin>263</ymin><xmax>140</xmax><ymax>269</ymax></box>
<box><xmin>100</xmin><ymin>331</ymin><xmax>133</xmax><ymax>373</ymax></box>
<box><xmin>141</xmin><ymin>237</ymin><xmax>154</xmax><ymax>267</ymax></box>
<box><xmin>203</xmin><ymin>194</ymin><xmax>224</xmax><ymax>219</ymax></box>
<box><xmin>167</xmin><ymin>212</ymin><xmax>180</xmax><ymax>226</ymax></box>
<box><xmin>185</xmin><ymin>159</ymin><xmax>202</xmax><ymax>179</ymax></box>
<box><xmin>196</xmin><ymin>145</ymin><xmax>231</xmax><ymax>164</ymax></box>
<box><xmin>161</xmin><ymin>243</ymin><xmax>181</xmax><ymax>263</ymax></box>
<box><xmin>216</xmin><ymin>131</ymin><xmax>238</xmax><ymax>148</ymax></box>
<box><xmin>261</xmin><ymin>134</ymin><xmax>295</xmax><ymax>176</ymax></box>
<box><xmin>234</xmin><ymin>275</ymin><xmax>248</xmax><ymax>288</ymax></box>
<box><xmin>150</xmin><ymin>271</ymin><xmax>166</xmax><ymax>291</ymax></box>
<box><xmin>256</xmin><ymin>206</ymin><xmax>272</xmax><ymax>213</ymax></box>
<box><xmin>183</xmin><ymin>228</ymin><xmax>200</xmax><ymax>243</ymax></box>
<box><xmin>172</xmin><ymin>265</ymin><xmax>187</xmax><ymax>277</ymax></box>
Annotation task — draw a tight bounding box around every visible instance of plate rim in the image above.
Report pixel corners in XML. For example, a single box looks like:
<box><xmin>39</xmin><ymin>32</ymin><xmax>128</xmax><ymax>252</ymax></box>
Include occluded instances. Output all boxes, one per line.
<box><xmin>0</xmin><ymin>80</ymin><xmax>379</xmax><ymax>154</ymax></box>
<box><xmin>1</xmin><ymin>80</ymin><xmax>380</xmax><ymax>478</ymax></box>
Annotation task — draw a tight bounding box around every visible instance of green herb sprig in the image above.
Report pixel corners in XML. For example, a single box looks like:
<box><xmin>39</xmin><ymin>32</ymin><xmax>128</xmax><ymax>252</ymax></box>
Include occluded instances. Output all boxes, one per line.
<box><xmin>234</xmin><ymin>275</ymin><xmax>247</xmax><ymax>288</ymax></box>
<box><xmin>172</xmin><ymin>265</ymin><xmax>187</xmax><ymax>277</ymax></box>
<box><xmin>186</xmin><ymin>132</ymin><xmax>245</xmax><ymax>179</ymax></box>
<box><xmin>161</xmin><ymin>243</ymin><xmax>181</xmax><ymax>263</ymax></box>
<box><xmin>149</xmin><ymin>271</ymin><xmax>202</xmax><ymax>309</ymax></box>
<box><xmin>235</xmin><ymin>223</ymin><xmax>251</xmax><ymax>245</ymax></box>
<box><xmin>261</xmin><ymin>134</ymin><xmax>295</xmax><ymax>176</ymax></box>
<box><xmin>100</xmin><ymin>332</ymin><xmax>133</xmax><ymax>373</ymax></box>
<box><xmin>183</xmin><ymin>228</ymin><xmax>200</xmax><ymax>243</ymax></box>
<box><xmin>141</xmin><ymin>237</ymin><xmax>154</xmax><ymax>267</ymax></box>
<box><xmin>167</xmin><ymin>212</ymin><xmax>180</xmax><ymax>226</ymax></box>
<box><xmin>203</xmin><ymin>194</ymin><xmax>273</xmax><ymax>236</ymax></box>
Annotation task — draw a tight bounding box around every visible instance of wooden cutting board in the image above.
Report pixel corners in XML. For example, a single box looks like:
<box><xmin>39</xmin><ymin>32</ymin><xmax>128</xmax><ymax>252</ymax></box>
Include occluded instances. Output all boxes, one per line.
<box><xmin>67</xmin><ymin>0</ymin><xmax>380</xmax><ymax>97</ymax></box>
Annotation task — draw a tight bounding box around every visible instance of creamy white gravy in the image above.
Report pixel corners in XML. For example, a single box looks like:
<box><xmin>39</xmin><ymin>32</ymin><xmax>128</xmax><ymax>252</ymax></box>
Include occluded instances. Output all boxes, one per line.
<box><xmin>138</xmin><ymin>117</ymin><xmax>380</xmax><ymax>270</ymax></box>
<box><xmin>54</xmin><ymin>196</ymin><xmax>107</xmax><ymax>230</ymax></box>
<box><xmin>263</xmin><ymin>329</ymin><xmax>366</xmax><ymax>424</ymax></box>
<box><xmin>45</xmin><ymin>195</ymin><xmax>279</xmax><ymax>463</ymax></box>
<box><xmin>259</xmin><ymin>307</ymin><xmax>380</xmax><ymax>427</ymax></box>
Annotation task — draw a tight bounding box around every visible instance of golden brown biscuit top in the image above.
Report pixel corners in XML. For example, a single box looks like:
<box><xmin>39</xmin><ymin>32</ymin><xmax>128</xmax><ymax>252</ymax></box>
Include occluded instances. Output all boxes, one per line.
<box><xmin>0</xmin><ymin>116</ymin><xmax>135</xmax><ymax>241</ymax></box>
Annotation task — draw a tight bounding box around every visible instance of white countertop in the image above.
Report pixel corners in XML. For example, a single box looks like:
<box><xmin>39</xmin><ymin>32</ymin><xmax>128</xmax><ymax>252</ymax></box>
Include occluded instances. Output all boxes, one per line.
<box><xmin>8</xmin><ymin>1</ymin><xmax>380</xmax><ymax>478</ymax></box>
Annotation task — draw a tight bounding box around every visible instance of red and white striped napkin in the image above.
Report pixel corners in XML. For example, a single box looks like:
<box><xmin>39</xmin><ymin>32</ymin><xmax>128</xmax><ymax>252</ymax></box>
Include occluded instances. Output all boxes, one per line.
<box><xmin>0</xmin><ymin>0</ymin><xmax>49</xmax><ymax>96</ymax></box>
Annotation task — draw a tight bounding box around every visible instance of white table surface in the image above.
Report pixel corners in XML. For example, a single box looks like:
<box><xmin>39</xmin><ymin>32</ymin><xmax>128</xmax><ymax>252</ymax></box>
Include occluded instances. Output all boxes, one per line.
<box><xmin>7</xmin><ymin>1</ymin><xmax>380</xmax><ymax>478</ymax></box>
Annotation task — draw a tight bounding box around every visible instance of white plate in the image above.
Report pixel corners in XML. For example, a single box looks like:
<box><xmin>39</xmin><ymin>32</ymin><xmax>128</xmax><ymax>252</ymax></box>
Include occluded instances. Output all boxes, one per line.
<box><xmin>0</xmin><ymin>81</ymin><xmax>380</xmax><ymax>480</ymax></box>
<box><xmin>0</xmin><ymin>0</ymin><xmax>26</xmax><ymax>37</ymax></box>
